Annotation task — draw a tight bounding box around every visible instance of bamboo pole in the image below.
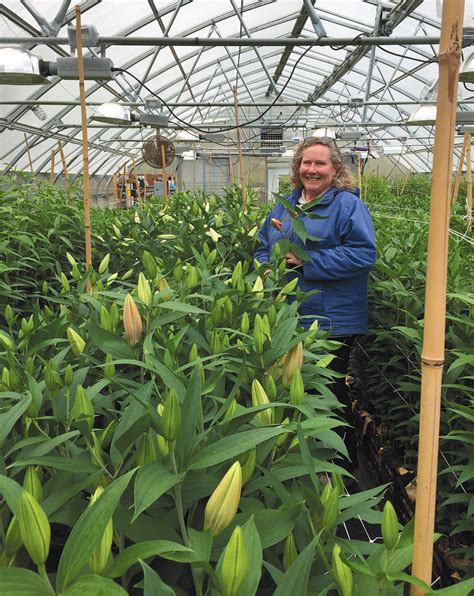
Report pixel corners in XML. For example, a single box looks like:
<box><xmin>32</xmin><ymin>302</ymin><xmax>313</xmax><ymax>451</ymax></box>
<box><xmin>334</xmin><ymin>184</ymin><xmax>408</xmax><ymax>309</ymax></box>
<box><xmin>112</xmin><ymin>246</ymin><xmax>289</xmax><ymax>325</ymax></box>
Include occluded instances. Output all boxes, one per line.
<box><xmin>57</xmin><ymin>141</ymin><xmax>69</xmax><ymax>193</ymax></box>
<box><xmin>357</xmin><ymin>155</ymin><xmax>362</xmax><ymax>191</ymax></box>
<box><xmin>24</xmin><ymin>133</ymin><xmax>34</xmax><ymax>176</ymax></box>
<box><xmin>466</xmin><ymin>133</ymin><xmax>472</xmax><ymax>233</ymax></box>
<box><xmin>75</xmin><ymin>5</ymin><xmax>92</xmax><ymax>291</ymax></box>
<box><xmin>161</xmin><ymin>144</ymin><xmax>169</xmax><ymax>208</ymax></box>
<box><xmin>112</xmin><ymin>174</ymin><xmax>119</xmax><ymax>208</ymax></box>
<box><xmin>228</xmin><ymin>148</ymin><xmax>234</xmax><ymax>184</ymax></box>
<box><xmin>452</xmin><ymin>133</ymin><xmax>468</xmax><ymax>206</ymax></box>
<box><xmin>400</xmin><ymin>166</ymin><xmax>413</xmax><ymax>197</ymax></box>
<box><xmin>50</xmin><ymin>149</ymin><xmax>55</xmax><ymax>184</ymax></box>
<box><xmin>410</xmin><ymin>2</ymin><xmax>464</xmax><ymax>594</ymax></box>
<box><xmin>232</xmin><ymin>85</ymin><xmax>246</xmax><ymax>212</ymax></box>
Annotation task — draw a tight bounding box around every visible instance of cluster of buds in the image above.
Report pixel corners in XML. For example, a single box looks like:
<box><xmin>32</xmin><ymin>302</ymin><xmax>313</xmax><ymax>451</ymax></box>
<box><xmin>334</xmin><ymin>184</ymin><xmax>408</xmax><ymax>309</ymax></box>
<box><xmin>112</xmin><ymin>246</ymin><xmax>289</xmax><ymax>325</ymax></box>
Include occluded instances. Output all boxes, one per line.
<box><xmin>204</xmin><ymin>461</ymin><xmax>242</xmax><ymax>536</ymax></box>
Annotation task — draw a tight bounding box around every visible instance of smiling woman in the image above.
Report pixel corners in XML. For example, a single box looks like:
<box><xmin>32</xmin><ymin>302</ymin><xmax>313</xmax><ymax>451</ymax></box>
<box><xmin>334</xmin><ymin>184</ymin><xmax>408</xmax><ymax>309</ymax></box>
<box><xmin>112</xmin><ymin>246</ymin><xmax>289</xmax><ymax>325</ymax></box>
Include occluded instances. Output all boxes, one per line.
<box><xmin>255</xmin><ymin>136</ymin><xmax>377</xmax><ymax>472</ymax></box>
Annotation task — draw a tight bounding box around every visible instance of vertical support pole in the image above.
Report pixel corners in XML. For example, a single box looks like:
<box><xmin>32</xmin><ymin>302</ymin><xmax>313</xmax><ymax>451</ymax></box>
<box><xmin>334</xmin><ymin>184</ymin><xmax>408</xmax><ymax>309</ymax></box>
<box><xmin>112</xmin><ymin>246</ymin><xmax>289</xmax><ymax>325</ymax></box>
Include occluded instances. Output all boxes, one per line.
<box><xmin>112</xmin><ymin>174</ymin><xmax>119</xmax><ymax>208</ymax></box>
<box><xmin>452</xmin><ymin>133</ymin><xmax>468</xmax><ymax>206</ymax></box>
<box><xmin>466</xmin><ymin>133</ymin><xmax>472</xmax><ymax>233</ymax></box>
<box><xmin>75</xmin><ymin>5</ymin><xmax>92</xmax><ymax>291</ymax></box>
<box><xmin>357</xmin><ymin>155</ymin><xmax>362</xmax><ymax>191</ymax></box>
<box><xmin>232</xmin><ymin>85</ymin><xmax>246</xmax><ymax>212</ymax></box>
<box><xmin>50</xmin><ymin>149</ymin><xmax>55</xmax><ymax>184</ymax></box>
<box><xmin>161</xmin><ymin>144</ymin><xmax>169</xmax><ymax>208</ymax></box>
<box><xmin>410</xmin><ymin>1</ymin><xmax>463</xmax><ymax>593</ymax></box>
<box><xmin>24</xmin><ymin>133</ymin><xmax>34</xmax><ymax>176</ymax></box>
<box><xmin>228</xmin><ymin>148</ymin><xmax>234</xmax><ymax>184</ymax></box>
<box><xmin>58</xmin><ymin>141</ymin><xmax>69</xmax><ymax>194</ymax></box>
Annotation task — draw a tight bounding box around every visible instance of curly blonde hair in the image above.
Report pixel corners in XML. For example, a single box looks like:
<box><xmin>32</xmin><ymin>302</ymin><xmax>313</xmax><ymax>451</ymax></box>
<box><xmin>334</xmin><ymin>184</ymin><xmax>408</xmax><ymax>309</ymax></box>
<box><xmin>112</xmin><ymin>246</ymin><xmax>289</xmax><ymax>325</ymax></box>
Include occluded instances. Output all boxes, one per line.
<box><xmin>290</xmin><ymin>137</ymin><xmax>354</xmax><ymax>190</ymax></box>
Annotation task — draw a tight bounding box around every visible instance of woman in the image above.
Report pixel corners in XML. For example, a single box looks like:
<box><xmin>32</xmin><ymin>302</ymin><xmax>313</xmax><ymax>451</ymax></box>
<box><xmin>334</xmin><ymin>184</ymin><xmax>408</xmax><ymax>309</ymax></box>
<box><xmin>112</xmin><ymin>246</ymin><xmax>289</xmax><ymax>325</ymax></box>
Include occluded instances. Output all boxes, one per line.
<box><xmin>255</xmin><ymin>137</ymin><xmax>376</xmax><ymax>473</ymax></box>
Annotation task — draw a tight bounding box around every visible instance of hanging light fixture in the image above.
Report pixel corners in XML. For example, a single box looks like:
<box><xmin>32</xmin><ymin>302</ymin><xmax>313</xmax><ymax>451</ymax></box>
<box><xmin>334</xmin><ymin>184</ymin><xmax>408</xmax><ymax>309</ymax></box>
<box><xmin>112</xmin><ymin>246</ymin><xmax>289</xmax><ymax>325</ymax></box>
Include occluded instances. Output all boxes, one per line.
<box><xmin>92</xmin><ymin>102</ymin><xmax>169</xmax><ymax>127</ymax></box>
<box><xmin>0</xmin><ymin>47</ymin><xmax>49</xmax><ymax>84</ymax></box>
<box><xmin>405</xmin><ymin>103</ymin><xmax>437</xmax><ymax>125</ymax></box>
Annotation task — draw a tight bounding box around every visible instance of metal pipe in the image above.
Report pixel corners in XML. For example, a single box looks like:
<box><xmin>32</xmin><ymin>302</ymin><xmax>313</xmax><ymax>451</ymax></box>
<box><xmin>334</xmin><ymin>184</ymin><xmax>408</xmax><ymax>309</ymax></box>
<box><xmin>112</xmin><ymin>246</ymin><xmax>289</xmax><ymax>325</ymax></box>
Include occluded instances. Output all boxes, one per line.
<box><xmin>0</xmin><ymin>35</ymin><xmax>441</xmax><ymax>46</ymax></box>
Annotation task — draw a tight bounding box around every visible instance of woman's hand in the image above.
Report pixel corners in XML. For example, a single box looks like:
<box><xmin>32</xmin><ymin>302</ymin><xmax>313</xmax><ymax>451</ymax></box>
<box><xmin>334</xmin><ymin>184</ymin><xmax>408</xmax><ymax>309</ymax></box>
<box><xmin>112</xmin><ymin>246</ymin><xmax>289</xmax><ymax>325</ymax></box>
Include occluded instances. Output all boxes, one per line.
<box><xmin>286</xmin><ymin>250</ymin><xmax>303</xmax><ymax>267</ymax></box>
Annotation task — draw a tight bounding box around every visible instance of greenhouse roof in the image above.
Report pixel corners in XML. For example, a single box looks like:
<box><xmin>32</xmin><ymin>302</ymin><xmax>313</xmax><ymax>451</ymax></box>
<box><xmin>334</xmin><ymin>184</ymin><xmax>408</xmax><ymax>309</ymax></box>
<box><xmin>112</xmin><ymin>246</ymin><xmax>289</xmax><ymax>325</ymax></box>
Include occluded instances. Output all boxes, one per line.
<box><xmin>0</xmin><ymin>0</ymin><xmax>472</xmax><ymax>176</ymax></box>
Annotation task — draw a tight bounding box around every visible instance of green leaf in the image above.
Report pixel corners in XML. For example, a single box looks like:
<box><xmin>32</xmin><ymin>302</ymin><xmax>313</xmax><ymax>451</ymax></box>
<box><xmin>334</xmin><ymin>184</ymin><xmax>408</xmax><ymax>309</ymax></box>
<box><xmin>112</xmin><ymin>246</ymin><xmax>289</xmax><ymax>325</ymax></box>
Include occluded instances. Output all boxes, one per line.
<box><xmin>42</xmin><ymin>472</ymin><xmax>103</xmax><ymax>516</ymax></box>
<box><xmin>430</xmin><ymin>578</ymin><xmax>474</xmax><ymax>595</ymax></box>
<box><xmin>8</xmin><ymin>456</ymin><xmax>97</xmax><ymax>474</ymax></box>
<box><xmin>0</xmin><ymin>393</ymin><xmax>32</xmax><ymax>447</ymax></box>
<box><xmin>105</xmin><ymin>541</ymin><xmax>196</xmax><ymax>578</ymax></box>
<box><xmin>61</xmin><ymin>574</ymin><xmax>127</xmax><ymax>595</ymax></box>
<box><xmin>176</xmin><ymin>365</ymin><xmax>203</xmax><ymax>467</ymax></box>
<box><xmin>236</xmin><ymin>517</ymin><xmax>262</xmax><ymax>596</ymax></box>
<box><xmin>189</xmin><ymin>426</ymin><xmax>289</xmax><ymax>470</ymax></box>
<box><xmin>57</xmin><ymin>469</ymin><xmax>135</xmax><ymax>591</ymax></box>
<box><xmin>140</xmin><ymin>560</ymin><xmax>176</xmax><ymax>596</ymax></box>
<box><xmin>158</xmin><ymin>301</ymin><xmax>208</xmax><ymax>314</ymax></box>
<box><xmin>133</xmin><ymin>461</ymin><xmax>185</xmax><ymax>521</ymax></box>
<box><xmin>86</xmin><ymin>321</ymin><xmax>136</xmax><ymax>359</ymax></box>
<box><xmin>273</xmin><ymin>538</ymin><xmax>318</xmax><ymax>596</ymax></box>
<box><xmin>24</xmin><ymin>430</ymin><xmax>80</xmax><ymax>458</ymax></box>
<box><xmin>0</xmin><ymin>568</ymin><xmax>51</xmax><ymax>595</ymax></box>
<box><xmin>0</xmin><ymin>475</ymin><xmax>23</xmax><ymax>517</ymax></box>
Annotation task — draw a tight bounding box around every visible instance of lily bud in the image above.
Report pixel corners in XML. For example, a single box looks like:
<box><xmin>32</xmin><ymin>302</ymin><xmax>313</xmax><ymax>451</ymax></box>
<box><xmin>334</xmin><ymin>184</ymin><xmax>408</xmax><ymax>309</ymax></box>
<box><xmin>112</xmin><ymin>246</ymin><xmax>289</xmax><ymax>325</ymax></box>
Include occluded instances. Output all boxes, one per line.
<box><xmin>18</xmin><ymin>490</ymin><xmax>50</xmax><ymax>566</ymax></box>
<box><xmin>5</xmin><ymin>305</ymin><xmax>14</xmax><ymax>326</ymax></box>
<box><xmin>25</xmin><ymin>356</ymin><xmax>35</xmax><ymax>376</ymax></box>
<box><xmin>251</xmin><ymin>276</ymin><xmax>264</xmax><ymax>301</ymax></box>
<box><xmin>220</xmin><ymin>525</ymin><xmax>249</xmax><ymax>596</ymax></box>
<box><xmin>103</xmin><ymin>353</ymin><xmax>115</xmax><ymax>380</ymax></box>
<box><xmin>251</xmin><ymin>379</ymin><xmax>273</xmax><ymax>426</ymax></box>
<box><xmin>252</xmin><ymin>314</ymin><xmax>266</xmax><ymax>355</ymax></box>
<box><xmin>282</xmin><ymin>342</ymin><xmax>304</xmax><ymax>388</ymax></box>
<box><xmin>271</xmin><ymin>218</ymin><xmax>283</xmax><ymax>231</ymax></box>
<box><xmin>0</xmin><ymin>331</ymin><xmax>14</xmax><ymax>351</ymax></box>
<box><xmin>88</xmin><ymin>487</ymin><xmax>113</xmax><ymax>575</ymax></box>
<box><xmin>158</xmin><ymin>276</ymin><xmax>172</xmax><ymax>300</ymax></box>
<box><xmin>322</xmin><ymin>486</ymin><xmax>339</xmax><ymax>533</ymax></box>
<box><xmin>223</xmin><ymin>399</ymin><xmax>237</xmax><ymax>422</ymax></box>
<box><xmin>283</xmin><ymin>532</ymin><xmax>298</xmax><ymax>571</ymax></box>
<box><xmin>382</xmin><ymin>500</ymin><xmax>399</xmax><ymax>551</ymax></box>
<box><xmin>289</xmin><ymin>370</ymin><xmax>305</xmax><ymax>406</ymax></box>
<box><xmin>185</xmin><ymin>265</ymin><xmax>199</xmax><ymax>289</ymax></box>
<box><xmin>72</xmin><ymin>384</ymin><xmax>94</xmax><ymax>433</ymax></box>
<box><xmin>98</xmin><ymin>253</ymin><xmax>110</xmax><ymax>275</ymax></box>
<box><xmin>265</xmin><ymin>373</ymin><xmax>277</xmax><ymax>402</ymax></box>
<box><xmin>64</xmin><ymin>364</ymin><xmax>74</xmax><ymax>387</ymax></box>
<box><xmin>137</xmin><ymin>272</ymin><xmax>152</xmax><ymax>307</ymax></box>
<box><xmin>123</xmin><ymin>294</ymin><xmax>142</xmax><ymax>347</ymax></box>
<box><xmin>142</xmin><ymin>250</ymin><xmax>158</xmax><ymax>279</ymax></box>
<box><xmin>160</xmin><ymin>391</ymin><xmax>181</xmax><ymax>442</ymax></box>
<box><xmin>240</xmin><ymin>312</ymin><xmax>250</xmax><ymax>334</ymax></box>
<box><xmin>23</xmin><ymin>466</ymin><xmax>43</xmax><ymax>503</ymax></box>
<box><xmin>189</xmin><ymin>343</ymin><xmax>199</xmax><ymax>362</ymax></box>
<box><xmin>204</xmin><ymin>461</ymin><xmax>242</xmax><ymax>536</ymax></box>
<box><xmin>332</xmin><ymin>544</ymin><xmax>353</xmax><ymax>596</ymax></box>
<box><xmin>67</xmin><ymin>327</ymin><xmax>85</xmax><ymax>356</ymax></box>
<box><xmin>240</xmin><ymin>448</ymin><xmax>256</xmax><ymax>486</ymax></box>
<box><xmin>276</xmin><ymin>277</ymin><xmax>299</xmax><ymax>302</ymax></box>
<box><xmin>136</xmin><ymin>432</ymin><xmax>158</xmax><ymax>467</ymax></box>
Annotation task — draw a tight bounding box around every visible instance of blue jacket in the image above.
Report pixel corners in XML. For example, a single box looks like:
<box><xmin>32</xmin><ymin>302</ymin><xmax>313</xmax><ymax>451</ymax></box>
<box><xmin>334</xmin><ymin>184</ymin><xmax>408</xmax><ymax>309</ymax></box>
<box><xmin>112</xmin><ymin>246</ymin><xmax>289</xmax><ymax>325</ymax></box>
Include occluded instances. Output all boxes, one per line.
<box><xmin>255</xmin><ymin>186</ymin><xmax>376</xmax><ymax>335</ymax></box>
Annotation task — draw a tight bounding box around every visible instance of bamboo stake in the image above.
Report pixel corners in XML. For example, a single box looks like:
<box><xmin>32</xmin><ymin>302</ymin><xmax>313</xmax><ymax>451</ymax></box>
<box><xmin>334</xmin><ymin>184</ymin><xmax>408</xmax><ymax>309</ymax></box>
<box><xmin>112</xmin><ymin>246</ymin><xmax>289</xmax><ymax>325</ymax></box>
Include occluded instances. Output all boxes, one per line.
<box><xmin>400</xmin><ymin>166</ymin><xmax>413</xmax><ymax>197</ymax></box>
<box><xmin>208</xmin><ymin>154</ymin><xmax>212</xmax><ymax>191</ymax></box>
<box><xmin>24</xmin><ymin>133</ymin><xmax>34</xmax><ymax>176</ymax></box>
<box><xmin>228</xmin><ymin>148</ymin><xmax>234</xmax><ymax>184</ymax></box>
<box><xmin>57</xmin><ymin>141</ymin><xmax>69</xmax><ymax>193</ymax></box>
<box><xmin>161</xmin><ymin>144</ymin><xmax>169</xmax><ymax>208</ymax></box>
<box><xmin>410</xmin><ymin>1</ymin><xmax>463</xmax><ymax>593</ymax></box>
<box><xmin>75</xmin><ymin>5</ymin><xmax>92</xmax><ymax>291</ymax></box>
<box><xmin>357</xmin><ymin>155</ymin><xmax>362</xmax><ymax>191</ymax></box>
<box><xmin>112</xmin><ymin>174</ymin><xmax>119</xmax><ymax>208</ymax></box>
<box><xmin>232</xmin><ymin>85</ymin><xmax>246</xmax><ymax>212</ymax></box>
<box><xmin>452</xmin><ymin>133</ymin><xmax>468</xmax><ymax>206</ymax></box>
<box><xmin>50</xmin><ymin>149</ymin><xmax>55</xmax><ymax>184</ymax></box>
<box><xmin>466</xmin><ymin>133</ymin><xmax>472</xmax><ymax>233</ymax></box>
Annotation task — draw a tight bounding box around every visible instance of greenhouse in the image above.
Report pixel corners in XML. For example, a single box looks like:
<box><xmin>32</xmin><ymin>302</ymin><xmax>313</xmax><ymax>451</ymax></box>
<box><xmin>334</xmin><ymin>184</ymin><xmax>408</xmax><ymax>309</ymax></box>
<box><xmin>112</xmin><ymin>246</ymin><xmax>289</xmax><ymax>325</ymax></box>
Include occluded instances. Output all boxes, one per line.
<box><xmin>0</xmin><ymin>0</ymin><xmax>473</xmax><ymax>594</ymax></box>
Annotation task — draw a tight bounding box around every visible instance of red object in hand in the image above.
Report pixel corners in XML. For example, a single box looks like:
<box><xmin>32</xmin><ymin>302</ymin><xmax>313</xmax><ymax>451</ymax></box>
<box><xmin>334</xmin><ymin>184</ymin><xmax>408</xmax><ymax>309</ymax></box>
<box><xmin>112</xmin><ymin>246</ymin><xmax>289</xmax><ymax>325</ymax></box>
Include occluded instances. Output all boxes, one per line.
<box><xmin>271</xmin><ymin>218</ymin><xmax>283</xmax><ymax>231</ymax></box>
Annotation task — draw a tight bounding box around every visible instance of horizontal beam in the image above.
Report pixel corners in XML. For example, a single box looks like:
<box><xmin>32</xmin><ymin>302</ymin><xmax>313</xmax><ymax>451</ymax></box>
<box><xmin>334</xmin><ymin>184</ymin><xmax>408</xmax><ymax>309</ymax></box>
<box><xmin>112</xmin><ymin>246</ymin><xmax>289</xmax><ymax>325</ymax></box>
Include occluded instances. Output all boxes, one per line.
<box><xmin>0</xmin><ymin>35</ymin><xmax>440</xmax><ymax>47</ymax></box>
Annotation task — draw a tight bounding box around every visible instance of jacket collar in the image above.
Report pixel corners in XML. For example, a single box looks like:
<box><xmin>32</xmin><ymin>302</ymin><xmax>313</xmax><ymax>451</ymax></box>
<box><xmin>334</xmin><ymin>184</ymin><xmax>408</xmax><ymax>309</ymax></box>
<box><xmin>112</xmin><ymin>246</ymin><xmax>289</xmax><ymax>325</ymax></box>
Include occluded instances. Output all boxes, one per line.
<box><xmin>289</xmin><ymin>185</ymin><xmax>339</xmax><ymax>207</ymax></box>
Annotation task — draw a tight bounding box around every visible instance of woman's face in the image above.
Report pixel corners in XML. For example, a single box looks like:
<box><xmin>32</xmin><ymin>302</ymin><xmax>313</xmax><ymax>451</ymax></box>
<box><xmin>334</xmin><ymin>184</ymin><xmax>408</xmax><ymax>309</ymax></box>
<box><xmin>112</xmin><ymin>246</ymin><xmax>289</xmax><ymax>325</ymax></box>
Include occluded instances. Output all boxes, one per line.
<box><xmin>298</xmin><ymin>144</ymin><xmax>337</xmax><ymax>200</ymax></box>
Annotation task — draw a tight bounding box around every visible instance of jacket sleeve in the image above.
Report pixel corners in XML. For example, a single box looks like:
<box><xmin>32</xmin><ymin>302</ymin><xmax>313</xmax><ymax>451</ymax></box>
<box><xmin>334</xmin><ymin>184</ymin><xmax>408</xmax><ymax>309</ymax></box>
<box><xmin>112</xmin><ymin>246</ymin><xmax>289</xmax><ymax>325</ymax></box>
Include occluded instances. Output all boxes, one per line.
<box><xmin>301</xmin><ymin>201</ymin><xmax>376</xmax><ymax>281</ymax></box>
<box><xmin>254</xmin><ymin>213</ymin><xmax>273</xmax><ymax>266</ymax></box>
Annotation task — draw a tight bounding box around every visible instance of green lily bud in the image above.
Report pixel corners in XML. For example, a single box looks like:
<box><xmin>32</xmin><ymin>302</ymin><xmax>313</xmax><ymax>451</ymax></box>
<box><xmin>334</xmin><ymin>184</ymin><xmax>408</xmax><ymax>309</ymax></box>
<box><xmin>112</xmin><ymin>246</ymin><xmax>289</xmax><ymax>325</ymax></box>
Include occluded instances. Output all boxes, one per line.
<box><xmin>240</xmin><ymin>312</ymin><xmax>250</xmax><ymax>334</ymax></box>
<box><xmin>44</xmin><ymin>363</ymin><xmax>61</xmax><ymax>392</ymax></box>
<box><xmin>220</xmin><ymin>525</ymin><xmax>248</xmax><ymax>596</ymax></box>
<box><xmin>20</xmin><ymin>316</ymin><xmax>34</xmax><ymax>337</ymax></box>
<box><xmin>88</xmin><ymin>487</ymin><xmax>113</xmax><ymax>575</ymax></box>
<box><xmin>60</xmin><ymin>272</ymin><xmax>70</xmax><ymax>293</ymax></box>
<box><xmin>202</xmin><ymin>242</ymin><xmax>210</xmax><ymax>258</ymax></box>
<box><xmin>0</xmin><ymin>331</ymin><xmax>14</xmax><ymax>351</ymax></box>
<box><xmin>275</xmin><ymin>418</ymin><xmax>290</xmax><ymax>447</ymax></box>
<box><xmin>99</xmin><ymin>420</ymin><xmax>116</xmax><ymax>450</ymax></box>
<box><xmin>123</xmin><ymin>294</ymin><xmax>142</xmax><ymax>347</ymax></box>
<box><xmin>103</xmin><ymin>353</ymin><xmax>115</xmax><ymax>380</ymax></box>
<box><xmin>251</xmin><ymin>379</ymin><xmax>273</xmax><ymax>426</ymax></box>
<box><xmin>283</xmin><ymin>532</ymin><xmax>298</xmax><ymax>571</ymax></box>
<box><xmin>71</xmin><ymin>263</ymin><xmax>81</xmax><ymax>282</ymax></box>
<box><xmin>18</xmin><ymin>490</ymin><xmax>50</xmax><ymax>566</ymax></box>
<box><xmin>5</xmin><ymin>305</ymin><xmax>14</xmax><ymax>326</ymax></box>
<box><xmin>5</xmin><ymin>516</ymin><xmax>22</xmax><ymax>557</ymax></box>
<box><xmin>223</xmin><ymin>399</ymin><xmax>237</xmax><ymax>422</ymax></box>
<box><xmin>382</xmin><ymin>500</ymin><xmax>399</xmax><ymax>551</ymax></box>
<box><xmin>209</xmin><ymin>330</ymin><xmax>222</xmax><ymax>355</ymax></box>
<box><xmin>160</xmin><ymin>391</ymin><xmax>181</xmax><ymax>442</ymax></box>
<box><xmin>265</xmin><ymin>373</ymin><xmax>277</xmax><ymax>402</ymax></box>
<box><xmin>25</xmin><ymin>356</ymin><xmax>35</xmax><ymax>376</ymax></box>
<box><xmin>252</xmin><ymin>276</ymin><xmax>264</xmax><ymax>301</ymax></box>
<box><xmin>231</xmin><ymin>262</ymin><xmax>242</xmax><ymax>288</ymax></box>
<box><xmin>23</xmin><ymin>466</ymin><xmax>43</xmax><ymax>503</ymax></box>
<box><xmin>67</xmin><ymin>327</ymin><xmax>86</xmax><ymax>356</ymax></box>
<box><xmin>136</xmin><ymin>432</ymin><xmax>158</xmax><ymax>467</ymax></box>
<box><xmin>66</xmin><ymin>252</ymin><xmax>77</xmax><ymax>267</ymax></box>
<box><xmin>204</xmin><ymin>461</ymin><xmax>242</xmax><ymax>536</ymax></box>
<box><xmin>332</xmin><ymin>544</ymin><xmax>353</xmax><ymax>596</ymax></box>
<box><xmin>173</xmin><ymin>258</ymin><xmax>184</xmax><ymax>282</ymax></box>
<box><xmin>100</xmin><ymin>306</ymin><xmax>113</xmax><ymax>332</ymax></box>
<box><xmin>142</xmin><ymin>250</ymin><xmax>158</xmax><ymax>279</ymax></box>
<box><xmin>157</xmin><ymin>276</ymin><xmax>172</xmax><ymax>300</ymax></box>
<box><xmin>208</xmin><ymin>248</ymin><xmax>217</xmax><ymax>265</ymax></box>
<box><xmin>304</xmin><ymin>320</ymin><xmax>319</xmax><ymax>348</ymax></box>
<box><xmin>189</xmin><ymin>343</ymin><xmax>199</xmax><ymax>362</ymax></box>
<box><xmin>72</xmin><ymin>384</ymin><xmax>94</xmax><ymax>433</ymax></box>
<box><xmin>1</xmin><ymin>367</ymin><xmax>10</xmax><ymax>389</ymax></box>
<box><xmin>290</xmin><ymin>370</ymin><xmax>305</xmax><ymax>406</ymax></box>
<box><xmin>267</xmin><ymin>304</ymin><xmax>277</xmax><ymax>328</ymax></box>
<box><xmin>282</xmin><ymin>342</ymin><xmax>304</xmax><ymax>389</ymax></box>
<box><xmin>121</xmin><ymin>269</ymin><xmax>134</xmax><ymax>281</ymax></box>
<box><xmin>137</xmin><ymin>272</ymin><xmax>152</xmax><ymax>307</ymax></box>
<box><xmin>98</xmin><ymin>253</ymin><xmax>110</xmax><ymax>275</ymax></box>
<box><xmin>322</xmin><ymin>486</ymin><xmax>339</xmax><ymax>533</ymax></box>
<box><xmin>252</xmin><ymin>314</ymin><xmax>266</xmax><ymax>355</ymax></box>
<box><xmin>222</xmin><ymin>297</ymin><xmax>233</xmax><ymax>321</ymax></box>
<box><xmin>42</xmin><ymin>281</ymin><xmax>49</xmax><ymax>295</ymax></box>
<box><xmin>212</xmin><ymin>302</ymin><xmax>223</xmax><ymax>325</ymax></box>
<box><xmin>64</xmin><ymin>364</ymin><xmax>74</xmax><ymax>387</ymax></box>
<box><xmin>109</xmin><ymin>302</ymin><xmax>120</xmax><ymax>330</ymax></box>
<box><xmin>240</xmin><ymin>448</ymin><xmax>256</xmax><ymax>485</ymax></box>
<box><xmin>276</xmin><ymin>277</ymin><xmax>299</xmax><ymax>302</ymax></box>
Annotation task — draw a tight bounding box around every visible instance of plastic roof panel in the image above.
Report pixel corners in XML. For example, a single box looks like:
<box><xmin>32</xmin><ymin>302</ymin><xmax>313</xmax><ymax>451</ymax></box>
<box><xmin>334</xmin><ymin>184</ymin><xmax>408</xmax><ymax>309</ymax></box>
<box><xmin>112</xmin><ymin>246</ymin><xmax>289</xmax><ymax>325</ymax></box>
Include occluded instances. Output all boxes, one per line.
<box><xmin>0</xmin><ymin>0</ymin><xmax>469</xmax><ymax>175</ymax></box>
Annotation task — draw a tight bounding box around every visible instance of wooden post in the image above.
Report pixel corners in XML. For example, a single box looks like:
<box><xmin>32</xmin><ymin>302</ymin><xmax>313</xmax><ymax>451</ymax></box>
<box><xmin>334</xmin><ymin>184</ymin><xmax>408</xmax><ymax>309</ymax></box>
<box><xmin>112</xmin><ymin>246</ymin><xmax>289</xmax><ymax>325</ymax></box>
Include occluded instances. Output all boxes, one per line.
<box><xmin>58</xmin><ymin>141</ymin><xmax>69</xmax><ymax>193</ymax></box>
<box><xmin>228</xmin><ymin>148</ymin><xmax>234</xmax><ymax>184</ymax></box>
<box><xmin>357</xmin><ymin>155</ymin><xmax>362</xmax><ymax>191</ymax></box>
<box><xmin>466</xmin><ymin>133</ymin><xmax>472</xmax><ymax>233</ymax></box>
<box><xmin>452</xmin><ymin>133</ymin><xmax>468</xmax><ymax>205</ymax></box>
<box><xmin>24</xmin><ymin>133</ymin><xmax>34</xmax><ymax>176</ymax></box>
<box><xmin>50</xmin><ymin>149</ymin><xmax>55</xmax><ymax>184</ymax></box>
<box><xmin>233</xmin><ymin>85</ymin><xmax>246</xmax><ymax>212</ymax></box>
<box><xmin>112</xmin><ymin>174</ymin><xmax>119</xmax><ymax>208</ymax></box>
<box><xmin>75</xmin><ymin>5</ymin><xmax>92</xmax><ymax>291</ymax></box>
<box><xmin>410</xmin><ymin>1</ymin><xmax>464</xmax><ymax>594</ymax></box>
<box><xmin>161</xmin><ymin>144</ymin><xmax>169</xmax><ymax>208</ymax></box>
